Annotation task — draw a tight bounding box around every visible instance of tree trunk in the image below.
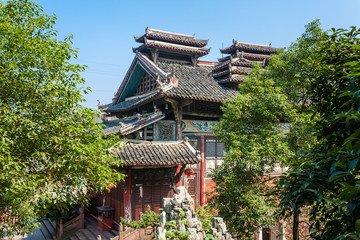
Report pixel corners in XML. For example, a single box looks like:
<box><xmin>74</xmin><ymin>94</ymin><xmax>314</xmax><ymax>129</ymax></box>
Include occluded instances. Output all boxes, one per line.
<box><xmin>293</xmin><ymin>211</ymin><xmax>299</xmax><ymax>240</ymax></box>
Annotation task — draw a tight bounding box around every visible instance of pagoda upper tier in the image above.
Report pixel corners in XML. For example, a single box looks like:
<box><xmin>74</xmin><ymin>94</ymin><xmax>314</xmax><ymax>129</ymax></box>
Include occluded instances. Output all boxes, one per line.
<box><xmin>213</xmin><ymin>40</ymin><xmax>279</xmax><ymax>89</ymax></box>
<box><xmin>133</xmin><ymin>27</ymin><xmax>210</xmax><ymax>65</ymax></box>
<box><xmin>220</xmin><ymin>40</ymin><xmax>278</xmax><ymax>55</ymax></box>
<box><xmin>134</xmin><ymin>27</ymin><xmax>209</xmax><ymax>47</ymax></box>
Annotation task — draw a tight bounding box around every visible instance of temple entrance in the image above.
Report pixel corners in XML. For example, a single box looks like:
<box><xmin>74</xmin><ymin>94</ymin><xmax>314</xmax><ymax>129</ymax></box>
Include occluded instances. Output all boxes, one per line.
<box><xmin>131</xmin><ymin>169</ymin><xmax>175</xmax><ymax>220</ymax></box>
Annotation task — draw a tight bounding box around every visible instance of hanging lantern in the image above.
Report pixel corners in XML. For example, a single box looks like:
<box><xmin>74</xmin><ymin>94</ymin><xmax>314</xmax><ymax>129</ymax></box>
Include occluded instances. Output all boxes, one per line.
<box><xmin>106</xmin><ymin>183</ymin><xmax>114</xmax><ymax>193</ymax></box>
<box><xmin>184</xmin><ymin>168</ymin><xmax>194</xmax><ymax>177</ymax></box>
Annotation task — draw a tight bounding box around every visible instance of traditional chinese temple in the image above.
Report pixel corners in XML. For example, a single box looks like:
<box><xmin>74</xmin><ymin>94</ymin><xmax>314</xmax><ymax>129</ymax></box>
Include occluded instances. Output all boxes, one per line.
<box><xmin>96</xmin><ymin>27</ymin><xmax>279</xmax><ymax>226</ymax></box>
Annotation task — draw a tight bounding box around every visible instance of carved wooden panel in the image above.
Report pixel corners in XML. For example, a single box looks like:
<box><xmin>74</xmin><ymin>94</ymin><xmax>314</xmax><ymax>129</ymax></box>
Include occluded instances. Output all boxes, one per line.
<box><xmin>156</xmin><ymin>122</ymin><xmax>175</xmax><ymax>141</ymax></box>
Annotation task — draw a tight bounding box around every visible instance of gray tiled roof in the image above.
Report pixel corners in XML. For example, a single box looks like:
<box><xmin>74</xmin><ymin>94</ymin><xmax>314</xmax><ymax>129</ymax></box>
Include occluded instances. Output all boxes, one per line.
<box><xmin>107</xmin><ymin>91</ymin><xmax>160</xmax><ymax>112</ymax></box>
<box><xmin>220</xmin><ymin>41</ymin><xmax>278</xmax><ymax>54</ymax></box>
<box><xmin>102</xmin><ymin>111</ymin><xmax>165</xmax><ymax>135</ymax></box>
<box><xmin>217</xmin><ymin>75</ymin><xmax>244</xmax><ymax>84</ymax></box>
<box><xmin>218</xmin><ymin>52</ymin><xmax>272</xmax><ymax>62</ymax></box>
<box><xmin>134</xmin><ymin>28</ymin><xmax>208</xmax><ymax>47</ymax></box>
<box><xmin>133</xmin><ymin>39</ymin><xmax>210</xmax><ymax>56</ymax></box>
<box><xmin>115</xmin><ymin>140</ymin><xmax>200</xmax><ymax>166</ymax></box>
<box><xmin>157</xmin><ymin>60</ymin><xmax>237</xmax><ymax>102</ymax></box>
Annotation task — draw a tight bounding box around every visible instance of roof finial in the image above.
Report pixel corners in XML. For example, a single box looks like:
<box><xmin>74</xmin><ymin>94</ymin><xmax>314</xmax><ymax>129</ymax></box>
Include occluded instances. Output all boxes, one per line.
<box><xmin>97</xmin><ymin>100</ymin><xmax>100</xmax><ymax>106</ymax></box>
<box><xmin>171</xmin><ymin>66</ymin><xmax>176</xmax><ymax>78</ymax></box>
<box><xmin>156</xmin><ymin>73</ymin><xmax>164</xmax><ymax>89</ymax></box>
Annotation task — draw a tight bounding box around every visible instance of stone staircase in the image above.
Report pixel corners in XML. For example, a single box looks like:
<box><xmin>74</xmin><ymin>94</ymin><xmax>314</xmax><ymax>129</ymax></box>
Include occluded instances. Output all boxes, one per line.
<box><xmin>20</xmin><ymin>217</ymin><xmax>119</xmax><ymax>240</ymax></box>
<box><xmin>18</xmin><ymin>218</ymin><xmax>56</xmax><ymax>240</ymax></box>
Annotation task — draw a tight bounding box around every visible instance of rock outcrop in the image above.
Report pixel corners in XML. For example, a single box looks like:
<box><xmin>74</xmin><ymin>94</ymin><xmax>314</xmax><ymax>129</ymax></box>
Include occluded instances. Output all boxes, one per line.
<box><xmin>156</xmin><ymin>186</ymin><xmax>233</xmax><ymax>240</ymax></box>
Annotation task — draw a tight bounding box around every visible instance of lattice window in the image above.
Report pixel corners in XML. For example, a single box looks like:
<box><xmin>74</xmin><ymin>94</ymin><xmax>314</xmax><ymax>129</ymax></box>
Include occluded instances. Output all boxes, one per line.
<box><xmin>187</xmin><ymin>178</ymin><xmax>196</xmax><ymax>195</ymax></box>
<box><xmin>205</xmin><ymin>137</ymin><xmax>226</xmax><ymax>176</ymax></box>
<box><xmin>136</xmin><ymin>72</ymin><xmax>156</xmax><ymax>95</ymax></box>
<box><xmin>157</xmin><ymin>124</ymin><xmax>175</xmax><ymax>141</ymax></box>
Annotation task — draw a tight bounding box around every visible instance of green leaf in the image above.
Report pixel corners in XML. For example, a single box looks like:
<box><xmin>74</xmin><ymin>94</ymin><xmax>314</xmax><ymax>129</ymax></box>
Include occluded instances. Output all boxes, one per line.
<box><xmin>356</xmin><ymin>219</ymin><xmax>360</xmax><ymax>233</ymax></box>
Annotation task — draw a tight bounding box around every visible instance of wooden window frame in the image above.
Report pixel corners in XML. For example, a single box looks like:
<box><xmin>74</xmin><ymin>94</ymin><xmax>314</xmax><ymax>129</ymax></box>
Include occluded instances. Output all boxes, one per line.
<box><xmin>136</xmin><ymin>72</ymin><xmax>155</xmax><ymax>96</ymax></box>
<box><xmin>204</xmin><ymin>136</ymin><xmax>225</xmax><ymax>177</ymax></box>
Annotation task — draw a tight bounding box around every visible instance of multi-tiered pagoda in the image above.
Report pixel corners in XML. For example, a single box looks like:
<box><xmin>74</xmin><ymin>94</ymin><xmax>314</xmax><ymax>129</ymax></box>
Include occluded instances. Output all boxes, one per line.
<box><xmin>212</xmin><ymin>40</ymin><xmax>278</xmax><ymax>90</ymax></box>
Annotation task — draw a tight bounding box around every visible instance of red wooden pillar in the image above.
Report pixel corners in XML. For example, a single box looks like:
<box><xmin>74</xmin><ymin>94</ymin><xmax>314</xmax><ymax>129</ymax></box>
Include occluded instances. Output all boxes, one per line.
<box><xmin>200</xmin><ymin>136</ymin><xmax>205</xmax><ymax>205</ymax></box>
<box><xmin>175</xmin><ymin>165</ymin><xmax>182</xmax><ymax>187</ymax></box>
<box><xmin>124</xmin><ymin>170</ymin><xmax>132</xmax><ymax>220</ymax></box>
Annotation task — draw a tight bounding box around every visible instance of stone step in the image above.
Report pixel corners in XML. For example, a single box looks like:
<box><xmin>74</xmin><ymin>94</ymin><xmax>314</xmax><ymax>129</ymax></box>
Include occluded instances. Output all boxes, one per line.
<box><xmin>42</xmin><ymin>219</ymin><xmax>56</xmax><ymax>240</ymax></box>
<box><xmin>74</xmin><ymin>231</ymin><xmax>87</xmax><ymax>240</ymax></box>
<box><xmin>25</xmin><ymin>224</ymin><xmax>46</xmax><ymax>240</ymax></box>
<box><xmin>39</xmin><ymin>219</ymin><xmax>54</xmax><ymax>240</ymax></box>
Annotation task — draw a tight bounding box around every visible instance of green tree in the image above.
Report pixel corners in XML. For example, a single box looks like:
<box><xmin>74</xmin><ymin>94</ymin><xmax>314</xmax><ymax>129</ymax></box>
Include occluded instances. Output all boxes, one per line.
<box><xmin>278</xmin><ymin>26</ymin><xmax>360</xmax><ymax>239</ymax></box>
<box><xmin>210</xmin><ymin>20</ymin><xmax>324</xmax><ymax>239</ymax></box>
<box><xmin>268</xmin><ymin>20</ymin><xmax>324</xmax><ymax>239</ymax></box>
<box><xmin>0</xmin><ymin>0</ymin><xmax>124</xmax><ymax>237</ymax></box>
<box><xmin>210</xmin><ymin>64</ymin><xmax>295</xmax><ymax>239</ymax></box>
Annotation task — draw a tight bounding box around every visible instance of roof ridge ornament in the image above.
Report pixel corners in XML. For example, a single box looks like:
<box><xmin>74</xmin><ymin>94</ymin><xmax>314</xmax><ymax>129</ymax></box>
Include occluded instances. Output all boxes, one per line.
<box><xmin>156</xmin><ymin>73</ymin><xmax>165</xmax><ymax>90</ymax></box>
<box><xmin>170</xmin><ymin>66</ymin><xmax>176</xmax><ymax>78</ymax></box>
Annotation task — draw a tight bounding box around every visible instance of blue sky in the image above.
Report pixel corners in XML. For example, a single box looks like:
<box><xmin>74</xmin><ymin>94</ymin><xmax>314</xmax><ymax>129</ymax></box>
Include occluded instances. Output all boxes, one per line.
<box><xmin>28</xmin><ymin>0</ymin><xmax>360</xmax><ymax>109</ymax></box>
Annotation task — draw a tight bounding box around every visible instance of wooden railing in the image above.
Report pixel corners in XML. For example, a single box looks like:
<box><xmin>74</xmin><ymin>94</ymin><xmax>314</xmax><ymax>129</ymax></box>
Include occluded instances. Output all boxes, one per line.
<box><xmin>82</xmin><ymin>206</ymin><xmax>155</xmax><ymax>240</ymax></box>
<box><xmin>115</xmin><ymin>221</ymin><xmax>155</xmax><ymax>240</ymax></box>
<box><xmin>56</xmin><ymin>207</ymin><xmax>84</xmax><ymax>239</ymax></box>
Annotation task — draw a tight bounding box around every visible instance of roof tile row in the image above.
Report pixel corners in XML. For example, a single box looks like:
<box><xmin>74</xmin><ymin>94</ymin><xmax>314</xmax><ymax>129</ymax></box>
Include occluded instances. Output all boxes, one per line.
<box><xmin>134</xmin><ymin>27</ymin><xmax>208</xmax><ymax>47</ymax></box>
<box><xmin>115</xmin><ymin>140</ymin><xmax>200</xmax><ymax>166</ymax></box>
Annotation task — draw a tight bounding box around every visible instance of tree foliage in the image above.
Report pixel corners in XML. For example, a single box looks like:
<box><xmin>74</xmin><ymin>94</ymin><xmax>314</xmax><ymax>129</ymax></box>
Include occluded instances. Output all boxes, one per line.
<box><xmin>278</xmin><ymin>26</ymin><xmax>360</xmax><ymax>239</ymax></box>
<box><xmin>210</xmin><ymin>64</ymin><xmax>295</xmax><ymax>239</ymax></box>
<box><xmin>0</xmin><ymin>0</ymin><xmax>124</xmax><ymax>237</ymax></box>
<box><xmin>210</xmin><ymin>20</ymin><xmax>324</xmax><ymax>239</ymax></box>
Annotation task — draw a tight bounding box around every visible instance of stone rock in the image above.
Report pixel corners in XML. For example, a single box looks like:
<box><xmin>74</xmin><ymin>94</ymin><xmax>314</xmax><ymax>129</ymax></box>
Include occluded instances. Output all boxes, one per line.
<box><xmin>156</xmin><ymin>226</ymin><xmax>166</xmax><ymax>240</ymax></box>
<box><xmin>157</xmin><ymin>186</ymin><xmax>233</xmax><ymax>240</ymax></box>
<box><xmin>201</xmin><ymin>230</ymin><xmax>206</xmax><ymax>239</ymax></box>
<box><xmin>176</xmin><ymin>186</ymin><xmax>187</xmax><ymax>199</ymax></box>
<box><xmin>196</xmin><ymin>221</ymin><xmax>203</xmax><ymax>231</ymax></box>
<box><xmin>162</xmin><ymin>198</ymin><xmax>172</xmax><ymax>214</ymax></box>
<box><xmin>218</xmin><ymin>222</ymin><xmax>227</xmax><ymax>234</ymax></box>
<box><xmin>181</xmin><ymin>202</ymin><xmax>192</xmax><ymax>211</ymax></box>
<box><xmin>169</xmin><ymin>210</ymin><xmax>176</xmax><ymax>220</ymax></box>
<box><xmin>213</xmin><ymin>217</ymin><xmax>224</xmax><ymax>226</ymax></box>
<box><xmin>188</xmin><ymin>227</ymin><xmax>197</xmax><ymax>239</ymax></box>
<box><xmin>184</xmin><ymin>209</ymin><xmax>193</xmax><ymax>221</ymax></box>
<box><xmin>170</xmin><ymin>195</ymin><xmax>182</xmax><ymax>207</ymax></box>
<box><xmin>178</xmin><ymin>221</ymin><xmax>186</xmax><ymax>232</ymax></box>
<box><xmin>225</xmin><ymin>232</ymin><xmax>232</xmax><ymax>240</ymax></box>
<box><xmin>188</xmin><ymin>218</ymin><xmax>198</xmax><ymax>228</ymax></box>
<box><xmin>159</xmin><ymin>211</ymin><xmax>166</xmax><ymax>229</ymax></box>
<box><xmin>197</xmin><ymin>231</ymin><xmax>204</xmax><ymax>240</ymax></box>
<box><xmin>173</xmin><ymin>207</ymin><xmax>182</xmax><ymax>212</ymax></box>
